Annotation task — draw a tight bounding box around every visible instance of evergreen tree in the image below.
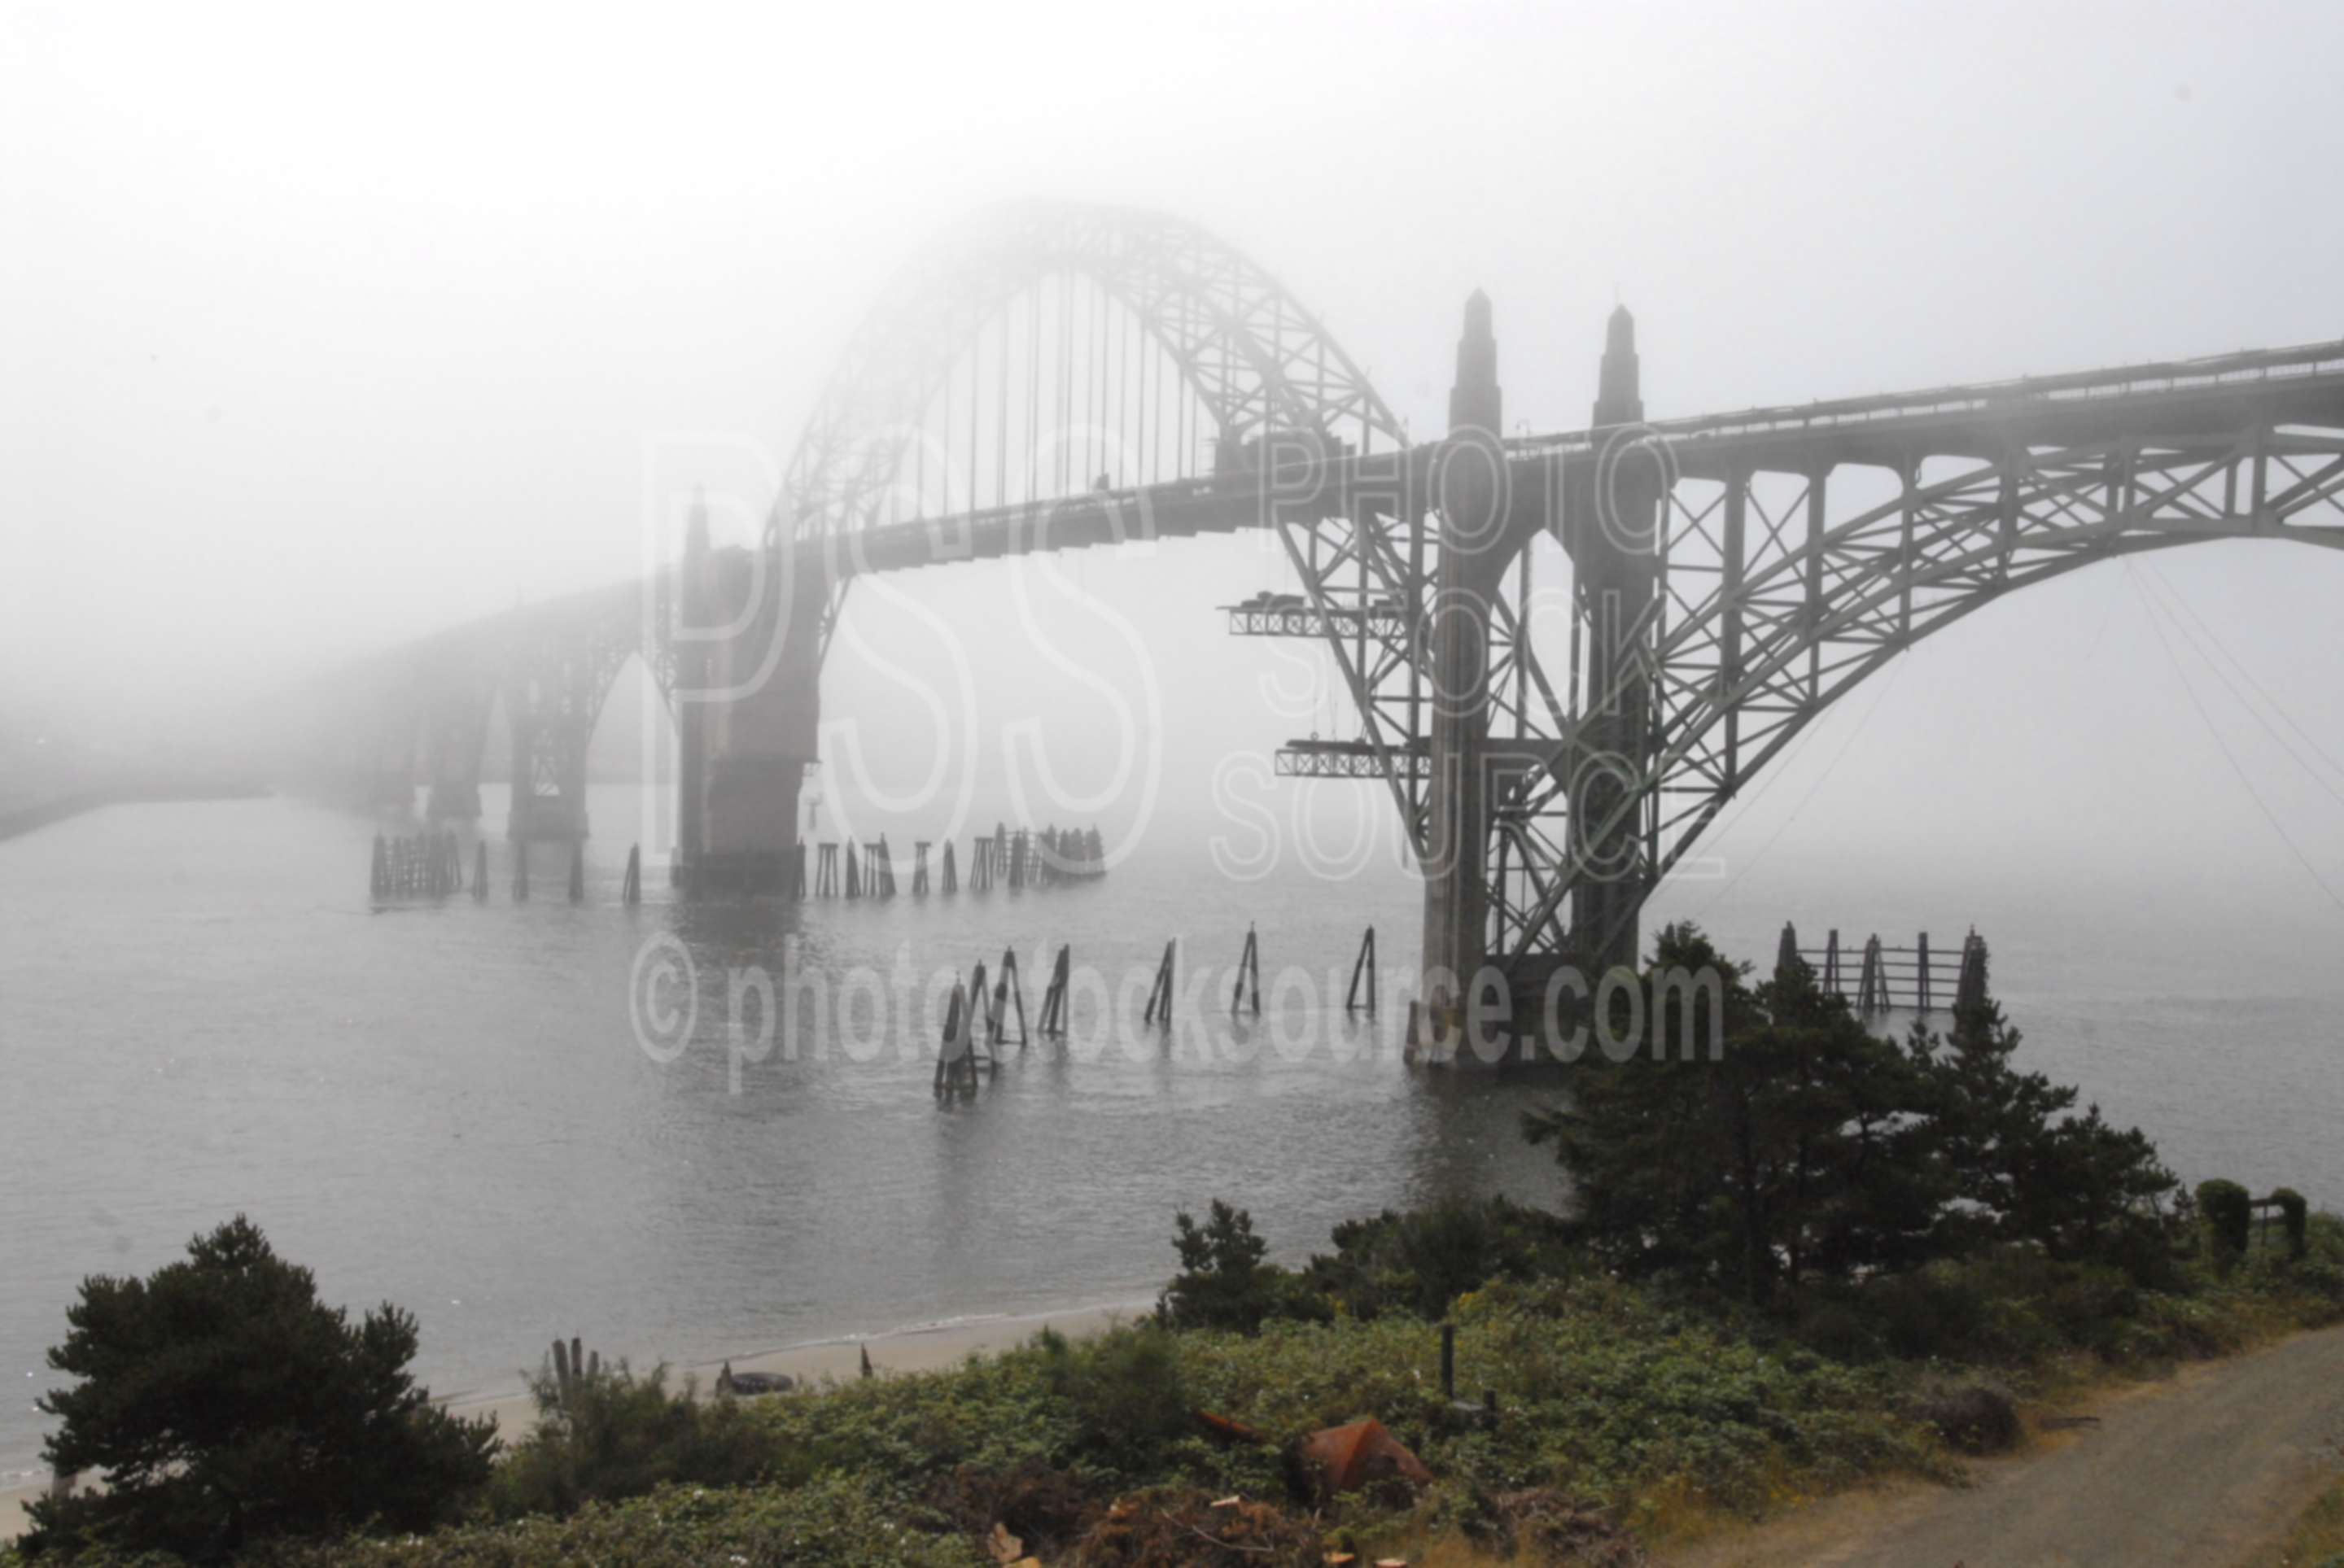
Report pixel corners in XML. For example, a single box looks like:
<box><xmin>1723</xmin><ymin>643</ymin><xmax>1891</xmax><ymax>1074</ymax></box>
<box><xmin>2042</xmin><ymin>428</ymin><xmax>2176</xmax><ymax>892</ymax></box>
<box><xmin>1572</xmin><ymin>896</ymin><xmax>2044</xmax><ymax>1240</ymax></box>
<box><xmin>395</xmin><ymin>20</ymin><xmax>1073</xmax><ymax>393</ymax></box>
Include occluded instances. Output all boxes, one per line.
<box><xmin>1528</xmin><ymin>924</ymin><xmax>1943</xmax><ymax>1304</ymax></box>
<box><xmin>28</xmin><ymin>1216</ymin><xmax>497</xmax><ymax>1560</ymax></box>
<box><xmin>1905</xmin><ymin>941</ymin><xmax>2176</xmax><ymax>1272</ymax></box>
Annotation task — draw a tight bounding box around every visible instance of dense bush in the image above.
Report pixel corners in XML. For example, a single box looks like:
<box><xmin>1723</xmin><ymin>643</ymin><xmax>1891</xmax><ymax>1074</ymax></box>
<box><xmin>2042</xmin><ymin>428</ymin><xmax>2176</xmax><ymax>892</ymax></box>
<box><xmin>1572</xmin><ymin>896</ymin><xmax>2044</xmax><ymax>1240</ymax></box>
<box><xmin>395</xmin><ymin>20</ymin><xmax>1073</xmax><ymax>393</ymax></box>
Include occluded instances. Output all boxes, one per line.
<box><xmin>1304</xmin><ymin>1195</ymin><xmax>1579</xmax><ymax>1321</ymax></box>
<box><xmin>2198</xmin><ymin>1179</ymin><xmax>2254</xmax><ymax>1261</ymax></box>
<box><xmin>2273</xmin><ymin>1187</ymin><xmax>2311</xmax><ymax>1260</ymax></box>
<box><xmin>1033</xmin><ymin>1324</ymin><xmax>1191</xmax><ymax>1462</ymax></box>
<box><xmin>1157</xmin><ymin>1200</ymin><xmax>1325</xmax><ymax>1333</ymax></box>
<box><xmin>486</xmin><ymin>1357</ymin><xmax>779</xmax><ymax>1519</ymax></box>
<box><xmin>23</xmin><ymin>1217</ymin><xmax>496</xmax><ymax>1561</ymax></box>
<box><xmin>243</xmin><ymin>1475</ymin><xmax>983</xmax><ymax>1567</ymax></box>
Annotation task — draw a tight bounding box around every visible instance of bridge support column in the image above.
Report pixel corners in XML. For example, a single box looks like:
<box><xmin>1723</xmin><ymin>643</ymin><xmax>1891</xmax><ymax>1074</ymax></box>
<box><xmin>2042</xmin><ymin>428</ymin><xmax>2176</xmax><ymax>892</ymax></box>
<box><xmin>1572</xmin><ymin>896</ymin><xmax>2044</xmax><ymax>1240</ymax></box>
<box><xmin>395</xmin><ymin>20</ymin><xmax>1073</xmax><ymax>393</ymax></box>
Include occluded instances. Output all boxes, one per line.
<box><xmin>422</xmin><ymin>684</ymin><xmax>492</xmax><ymax>821</ymax></box>
<box><xmin>1417</xmin><ymin>290</ymin><xmax>1515</xmax><ymax>1062</ymax></box>
<box><xmin>1568</xmin><ymin>306</ymin><xmax>1659</xmax><ymax>980</ymax></box>
<box><xmin>506</xmin><ymin>714</ymin><xmax>592</xmax><ymax>841</ymax></box>
<box><xmin>678</xmin><ymin>548</ymin><xmax>827</xmax><ymax>894</ymax></box>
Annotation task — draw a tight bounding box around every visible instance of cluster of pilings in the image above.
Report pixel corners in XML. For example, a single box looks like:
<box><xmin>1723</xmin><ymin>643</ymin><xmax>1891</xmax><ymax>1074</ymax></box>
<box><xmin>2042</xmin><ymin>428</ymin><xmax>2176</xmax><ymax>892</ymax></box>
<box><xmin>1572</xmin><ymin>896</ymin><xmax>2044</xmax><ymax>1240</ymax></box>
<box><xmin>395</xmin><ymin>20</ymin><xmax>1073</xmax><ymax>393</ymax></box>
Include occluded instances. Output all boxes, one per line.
<box><xmin>370</xmin><ymin>830</ymin><xmax>466</xmax><ymax>899</ymax></box>
<box><xmin>370</xmin><ymin>836</ymin><xmax>645</xmax><ymax>909</ymax></box>
<box><xmin>937</xmin><ymin>944</ymin><xmax>1061</xmax><ymax>1094</ymax></box>
<box><xmin>1781</xmin><ymin>923</ymin><xmax>1987</xmax><ymax>1014</ymax></box>
<box><xmin>936</xmin><ymin>924</ymin><xmax>1380</xmax><ymax>1094</ymax></box>
<box><xmin>797</xmin><ymin>823</ymin><xmax>1107</xmax><ymax>900</ymax></box>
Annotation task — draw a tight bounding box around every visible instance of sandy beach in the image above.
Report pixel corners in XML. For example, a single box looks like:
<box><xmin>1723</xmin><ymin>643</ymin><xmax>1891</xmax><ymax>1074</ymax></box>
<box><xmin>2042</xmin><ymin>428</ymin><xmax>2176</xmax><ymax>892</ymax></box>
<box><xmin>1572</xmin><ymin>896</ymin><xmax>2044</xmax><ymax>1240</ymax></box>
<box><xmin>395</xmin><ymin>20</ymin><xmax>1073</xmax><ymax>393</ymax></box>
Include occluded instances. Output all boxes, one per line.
<box><xmin>2</xmin><ymin>1297</ymin><xmax>1146</xmax><ymax>1541</ymax></box>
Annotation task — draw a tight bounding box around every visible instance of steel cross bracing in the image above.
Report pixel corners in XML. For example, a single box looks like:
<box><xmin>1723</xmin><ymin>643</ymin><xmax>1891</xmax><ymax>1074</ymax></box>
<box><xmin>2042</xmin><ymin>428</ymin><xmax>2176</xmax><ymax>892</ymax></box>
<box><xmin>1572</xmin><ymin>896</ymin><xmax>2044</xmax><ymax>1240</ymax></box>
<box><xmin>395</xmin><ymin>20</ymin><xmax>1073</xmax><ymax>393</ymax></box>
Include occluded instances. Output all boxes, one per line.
<box><xmin>1493</xmin><ymin>341</ymin><xmax>2344</xmax><ymax>967</ymax></box>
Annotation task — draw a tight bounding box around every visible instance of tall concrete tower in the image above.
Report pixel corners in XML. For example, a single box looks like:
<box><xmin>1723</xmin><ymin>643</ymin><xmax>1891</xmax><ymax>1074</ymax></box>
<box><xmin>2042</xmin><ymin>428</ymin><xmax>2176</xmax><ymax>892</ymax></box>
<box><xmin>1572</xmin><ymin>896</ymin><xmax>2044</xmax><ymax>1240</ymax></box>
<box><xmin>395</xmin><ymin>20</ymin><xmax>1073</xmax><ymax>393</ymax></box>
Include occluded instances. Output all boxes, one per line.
<box><xmin>1419</xmin><ymin>291</ymin><xmax>1507</xmax><ymax>1053</ymax></box>
<box><xmin>1570</xmin><ymin>305</ymin><xmax>1659</xmax><ymax>976</ymax></box>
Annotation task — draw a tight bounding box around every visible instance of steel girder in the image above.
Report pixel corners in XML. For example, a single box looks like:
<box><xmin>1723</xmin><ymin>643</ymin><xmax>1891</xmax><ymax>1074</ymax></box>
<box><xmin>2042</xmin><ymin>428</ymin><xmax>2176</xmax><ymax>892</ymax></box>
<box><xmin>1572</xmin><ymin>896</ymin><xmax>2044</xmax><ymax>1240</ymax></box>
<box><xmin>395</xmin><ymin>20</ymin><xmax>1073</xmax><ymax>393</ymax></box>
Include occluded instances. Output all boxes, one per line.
<box><xmin>1496</xmin><ymin>400</ymin><xmax>2344</xmax><ymax>967</ymax></box>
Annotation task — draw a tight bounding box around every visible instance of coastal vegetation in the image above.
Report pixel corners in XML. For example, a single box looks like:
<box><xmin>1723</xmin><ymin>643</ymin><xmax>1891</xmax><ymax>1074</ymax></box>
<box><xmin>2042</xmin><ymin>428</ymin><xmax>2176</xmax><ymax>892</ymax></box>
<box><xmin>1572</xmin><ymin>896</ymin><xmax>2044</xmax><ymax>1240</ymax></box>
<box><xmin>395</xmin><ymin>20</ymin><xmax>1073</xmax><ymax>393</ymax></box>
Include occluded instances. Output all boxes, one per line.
<box><xmin>15</xmin><ymin>928</ymin><xmax>2344</xmax><ymax>1566</ymax></box>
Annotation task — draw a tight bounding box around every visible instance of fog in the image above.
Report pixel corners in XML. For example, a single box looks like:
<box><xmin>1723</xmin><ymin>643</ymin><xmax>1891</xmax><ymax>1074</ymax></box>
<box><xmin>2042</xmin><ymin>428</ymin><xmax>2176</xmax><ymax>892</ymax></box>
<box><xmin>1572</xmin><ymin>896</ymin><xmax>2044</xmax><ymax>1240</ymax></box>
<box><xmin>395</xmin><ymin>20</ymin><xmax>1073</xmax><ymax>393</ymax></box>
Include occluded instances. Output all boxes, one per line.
<box><xmin>7</xmin><ymin>0</ymin><xmax>2344</xmax><ymax>909</ymax></box>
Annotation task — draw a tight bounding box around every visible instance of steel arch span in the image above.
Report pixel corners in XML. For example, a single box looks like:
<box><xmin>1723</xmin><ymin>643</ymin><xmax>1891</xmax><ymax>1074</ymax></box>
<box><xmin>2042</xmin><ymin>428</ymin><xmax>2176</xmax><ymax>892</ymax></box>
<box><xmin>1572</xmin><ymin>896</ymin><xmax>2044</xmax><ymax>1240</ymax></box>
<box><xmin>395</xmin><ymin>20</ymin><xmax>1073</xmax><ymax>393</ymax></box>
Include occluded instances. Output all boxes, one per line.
<box><xmin>767</xmin><ymin>200</ymin><xmax>1407</xmax><ymax>555</ymax></box>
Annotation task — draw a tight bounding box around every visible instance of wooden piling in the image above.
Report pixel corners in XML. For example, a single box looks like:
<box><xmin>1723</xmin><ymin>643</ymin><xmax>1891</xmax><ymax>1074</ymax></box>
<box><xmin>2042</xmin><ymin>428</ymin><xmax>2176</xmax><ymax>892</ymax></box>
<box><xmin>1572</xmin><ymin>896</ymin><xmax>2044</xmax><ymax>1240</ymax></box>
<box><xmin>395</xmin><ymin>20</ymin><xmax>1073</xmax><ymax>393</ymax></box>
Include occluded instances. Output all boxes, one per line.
<box><xmin>912</xmin><ymin>841</ymin><xmax>930</xmax><ymax>895</ymax></box>
<box><xmin>935</xmin><ymin>963</ymin><xmax>1002</xmax><ymax>1094</ymax></box>
<box><xmin>1346</xmin><ymin>926</ymin><xmax>1377</xmax><ymax>1015</ymax></box>
<box><xmin>941</xmin><ymin>840</ymin><xmax>958</xmax><ymax>893</ymax></box>
<box><xmin>622</xmin><ymin>845</ymin><xmax>641</xmax><ymax>906</ymax></box>
<box><xmin>1039</xmin><ymin>944</ymin><xmax>1071</xmax><ymax>1037</ymax></box>
<box><xmin>1955</xmin><ymin>928</ymin><xmax>1988</xmax><ymax>1012</ymax></box>
<box><xmin>1231</xmin><ymin>924</ymin><xmax>1260</xmax><ymax>1017</ymax></box>
<box><xmin>568</xmin><ymin>840</ymin><xmax>586</xmax><ymax>903</ymax></box>
<box><xmin>1856</xmin><ymin>934</ymin><xmax>1884</xmax><ymax>1013</ymax></box>
<box><xmin>845</xmin><ymin>841</ymin><xmax>861</xmax><ymax>898</ymax></box>
<box><xmin>934</xmin><ymin>982</ymin><xmax>964</xmax><ymax>1092</ymax></box>
<box><xmin>1915</xmin><ymin>931</ymin><xmax>1931</xmax><ymax>1011</ymax></box>
<box><xmin>370</xmin><ymin>832</ymin><xmax>390</xmax><ymax>899</ymax></box>
<box><xmin>991</xmin><ymin>948</ymin><xmax>1030</xmax><ymax>1049</ymax></box>
<box><xmin>816</xmin><ymin>842</ymin><xmax>838</xmax><ymax>897</ymax></box>
<box><xmin>1143</xmin><ymin>939</ymin><xmax>1175</xmax><ymax>1026</ymax></box>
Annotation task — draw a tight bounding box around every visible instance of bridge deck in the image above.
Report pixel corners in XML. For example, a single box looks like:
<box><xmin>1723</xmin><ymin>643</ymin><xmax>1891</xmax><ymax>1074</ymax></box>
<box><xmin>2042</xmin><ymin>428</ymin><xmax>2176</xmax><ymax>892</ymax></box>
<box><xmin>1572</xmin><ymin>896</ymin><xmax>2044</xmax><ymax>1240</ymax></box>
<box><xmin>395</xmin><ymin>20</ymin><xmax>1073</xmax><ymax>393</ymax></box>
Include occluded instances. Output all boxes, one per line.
<box><xmin>374</xmin><ymin>337</ymin><xmax>2344</xmax><ymax>662</ymax></box>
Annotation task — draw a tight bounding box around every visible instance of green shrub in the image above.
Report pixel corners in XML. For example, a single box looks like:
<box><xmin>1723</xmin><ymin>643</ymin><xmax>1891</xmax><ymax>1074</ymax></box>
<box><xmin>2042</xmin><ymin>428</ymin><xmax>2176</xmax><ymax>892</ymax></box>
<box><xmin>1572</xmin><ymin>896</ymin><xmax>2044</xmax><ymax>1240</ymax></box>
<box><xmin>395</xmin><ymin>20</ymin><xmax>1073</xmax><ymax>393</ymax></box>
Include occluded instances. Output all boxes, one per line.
<box><xmin>1034</xmin><ymin>1324</ymin><xmax>1192</xmax><ymax>1463</ymax></box>
<box><xmin>488</xmin><ymin>1357</ymin><xmax>781</xmax><ymax>1519</ymax></box>
<box><xmin>244</xmin><ymin>1474</ymin><xmax>982</xmax><ymax>1566</ymax></box>
<box><xmin>1161</xmin><ymin>1201</ymin><xmax>1316</xmax><ymax>1334</ymax></box>
<box><xmin>1305</xmin><ymin>1196</ymin><xmax>1578</xmax><ymax>1321</ymax></box>
<box><xmin>2272</xmin><ymin>1188</ymin><xmax>2310</xmax><ymax>1260</ymax></box>
<box><xmin>2198</xmin><ymin>1179</ymin><xmax>2253</xmax><ymax>1261</ymax></box>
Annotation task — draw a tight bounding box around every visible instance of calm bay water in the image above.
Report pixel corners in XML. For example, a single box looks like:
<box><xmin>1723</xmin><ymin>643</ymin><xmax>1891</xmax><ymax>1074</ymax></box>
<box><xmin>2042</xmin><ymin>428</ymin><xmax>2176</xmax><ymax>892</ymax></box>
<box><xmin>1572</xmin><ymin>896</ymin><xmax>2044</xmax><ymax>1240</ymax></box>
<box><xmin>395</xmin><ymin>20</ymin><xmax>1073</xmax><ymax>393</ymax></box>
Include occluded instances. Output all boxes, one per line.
<box><xmin>4</xmin><ymin>785</ymin><xmax>2341</xmax><ymax>1480</ymax></box>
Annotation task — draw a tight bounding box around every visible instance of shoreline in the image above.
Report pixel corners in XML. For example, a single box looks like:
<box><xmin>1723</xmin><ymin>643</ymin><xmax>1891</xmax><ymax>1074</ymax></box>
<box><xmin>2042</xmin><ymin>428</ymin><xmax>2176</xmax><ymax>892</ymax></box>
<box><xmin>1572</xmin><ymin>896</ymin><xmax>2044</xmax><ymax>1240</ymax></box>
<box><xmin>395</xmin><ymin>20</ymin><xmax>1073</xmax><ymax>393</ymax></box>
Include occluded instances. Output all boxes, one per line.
<box><xmin>1</xmin><ymin>1295</ymin><xmax>1150</xmax><ymax>1542</ymax></box>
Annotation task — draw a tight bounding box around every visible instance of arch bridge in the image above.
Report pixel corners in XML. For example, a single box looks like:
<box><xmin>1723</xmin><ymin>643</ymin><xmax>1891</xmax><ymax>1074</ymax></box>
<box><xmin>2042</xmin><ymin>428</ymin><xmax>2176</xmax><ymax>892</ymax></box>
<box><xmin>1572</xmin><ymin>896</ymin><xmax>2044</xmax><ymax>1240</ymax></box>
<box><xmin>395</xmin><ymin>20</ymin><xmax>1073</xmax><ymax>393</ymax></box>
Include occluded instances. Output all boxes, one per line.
<box><xmin>331</xmin><ymin>201</ymin><xmax>2344</xmax><ymax>1055</ymax></box>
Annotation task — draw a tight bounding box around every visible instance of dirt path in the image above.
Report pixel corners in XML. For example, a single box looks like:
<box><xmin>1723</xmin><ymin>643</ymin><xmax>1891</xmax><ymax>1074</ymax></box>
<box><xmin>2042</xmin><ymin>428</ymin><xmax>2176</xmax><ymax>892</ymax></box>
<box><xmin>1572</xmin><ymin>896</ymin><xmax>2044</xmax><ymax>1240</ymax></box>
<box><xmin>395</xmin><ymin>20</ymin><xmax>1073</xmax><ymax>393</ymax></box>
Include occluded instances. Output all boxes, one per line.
<box><xmin>1673</xmin><ymin>1324</ymin><xmax>2344</xmax><ymax>1568</ymax></box>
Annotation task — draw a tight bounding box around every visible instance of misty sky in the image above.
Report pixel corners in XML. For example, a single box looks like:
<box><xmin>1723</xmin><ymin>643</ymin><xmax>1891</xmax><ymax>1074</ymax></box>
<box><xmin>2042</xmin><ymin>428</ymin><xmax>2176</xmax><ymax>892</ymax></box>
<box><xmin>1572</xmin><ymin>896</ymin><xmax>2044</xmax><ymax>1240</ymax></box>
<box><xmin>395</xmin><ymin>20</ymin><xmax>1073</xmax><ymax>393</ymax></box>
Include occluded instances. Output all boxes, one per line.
<box><xmin>7</xmin><ymin>0</ymin><xmax>2344</xmax><ymax>916</ymax></box>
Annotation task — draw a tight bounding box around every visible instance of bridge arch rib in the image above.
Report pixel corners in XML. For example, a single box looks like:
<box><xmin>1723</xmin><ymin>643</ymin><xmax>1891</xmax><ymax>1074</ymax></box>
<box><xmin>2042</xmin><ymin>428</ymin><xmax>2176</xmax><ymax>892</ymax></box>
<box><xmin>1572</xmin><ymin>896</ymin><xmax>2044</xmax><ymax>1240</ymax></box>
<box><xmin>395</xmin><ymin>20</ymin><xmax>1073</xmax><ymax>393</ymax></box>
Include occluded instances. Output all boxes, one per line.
<box><xmin>767</xmin><ymin>202</ymin><xmax>1406</xmax><ymax>552</ymax></box>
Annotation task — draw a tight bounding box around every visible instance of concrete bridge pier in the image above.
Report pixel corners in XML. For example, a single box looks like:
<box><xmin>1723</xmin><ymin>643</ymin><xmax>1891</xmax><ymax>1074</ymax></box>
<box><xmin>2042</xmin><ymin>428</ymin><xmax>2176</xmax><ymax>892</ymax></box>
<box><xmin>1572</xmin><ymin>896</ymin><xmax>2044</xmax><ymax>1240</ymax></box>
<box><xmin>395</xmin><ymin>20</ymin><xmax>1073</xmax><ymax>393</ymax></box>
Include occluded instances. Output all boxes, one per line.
<box><xmin>422</xmin><ymin>688</ymin><xmax>491</xmax><ymax>821</ymax></box>
<box><xmin>676</xmin><ymin>544</ymin><xmax>827</xmax><ymax>893</ymax></box>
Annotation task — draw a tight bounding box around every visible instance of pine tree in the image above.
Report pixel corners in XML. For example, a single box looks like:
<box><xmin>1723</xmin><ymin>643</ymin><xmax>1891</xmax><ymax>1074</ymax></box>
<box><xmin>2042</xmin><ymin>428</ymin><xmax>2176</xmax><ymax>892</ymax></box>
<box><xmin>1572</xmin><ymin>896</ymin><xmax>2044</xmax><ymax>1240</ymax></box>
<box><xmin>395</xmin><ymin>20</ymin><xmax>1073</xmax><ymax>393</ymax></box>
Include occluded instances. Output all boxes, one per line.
<box><xmin>1528</xmin><ymin>924</ymin><xmax>1943</xmax><ymax>1304</ymax></box>
<box><xmin>28</xmin><ymin>1216</ymin><xmax>497</xmax><ymax>1558</ymax></box>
